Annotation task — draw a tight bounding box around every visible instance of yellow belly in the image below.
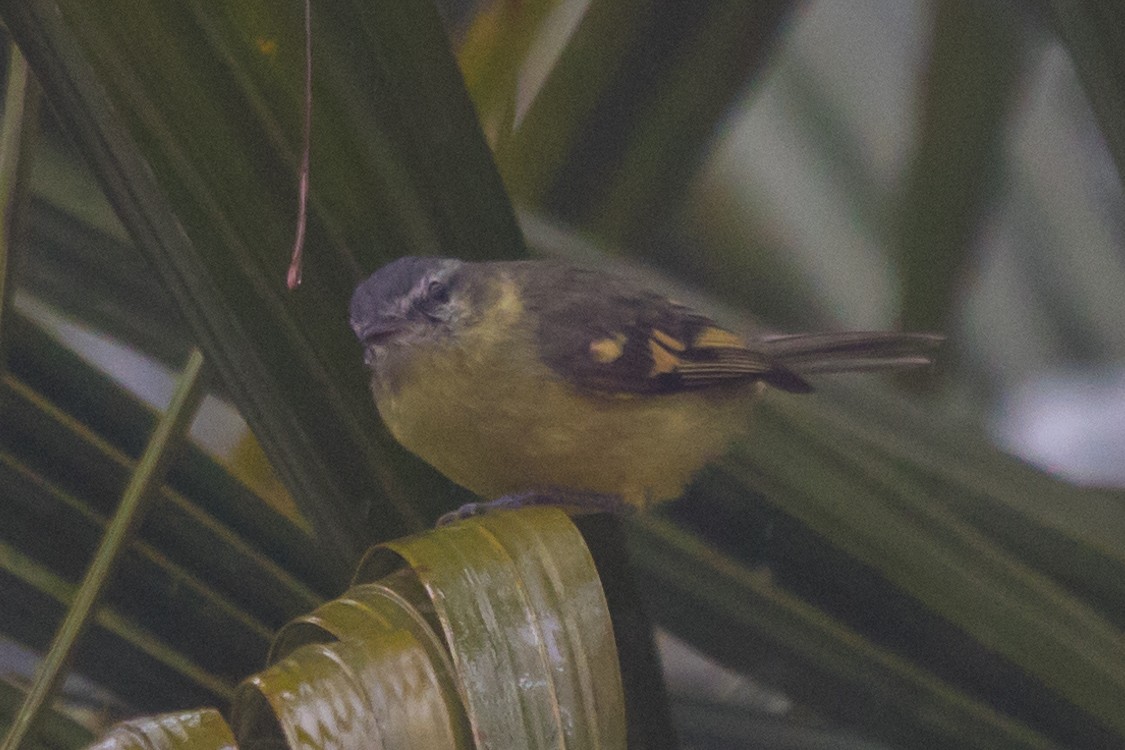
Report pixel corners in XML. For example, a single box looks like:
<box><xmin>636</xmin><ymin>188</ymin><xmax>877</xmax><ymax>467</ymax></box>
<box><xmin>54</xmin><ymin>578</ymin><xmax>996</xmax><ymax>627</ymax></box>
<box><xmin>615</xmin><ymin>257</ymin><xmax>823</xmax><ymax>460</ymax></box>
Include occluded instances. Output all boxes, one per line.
<box><xmin>372</xmin><ymin>327</ymin><xmax>758</xmax><ymax>508</ymax></box>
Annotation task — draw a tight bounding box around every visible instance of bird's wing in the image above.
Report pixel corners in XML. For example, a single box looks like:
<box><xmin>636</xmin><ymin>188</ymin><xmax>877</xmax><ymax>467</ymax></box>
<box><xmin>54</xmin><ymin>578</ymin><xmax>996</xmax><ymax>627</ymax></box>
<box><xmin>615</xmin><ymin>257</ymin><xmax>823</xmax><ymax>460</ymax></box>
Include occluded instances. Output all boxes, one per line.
<box><xmin>522</xmin><ymin>264</ymin><xmax>810</xmax><ymax>396</ymax></box>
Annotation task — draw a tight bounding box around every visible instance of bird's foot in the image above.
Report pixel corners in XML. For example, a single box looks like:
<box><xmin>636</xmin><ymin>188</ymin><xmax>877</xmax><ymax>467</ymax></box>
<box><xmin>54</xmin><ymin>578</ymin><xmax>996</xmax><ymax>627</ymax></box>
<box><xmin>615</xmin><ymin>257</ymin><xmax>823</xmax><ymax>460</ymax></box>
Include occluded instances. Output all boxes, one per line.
<box><xmin>436</xmin><ymin>490</ymin><xmax>634</xmax><ymax>527</ymax></box>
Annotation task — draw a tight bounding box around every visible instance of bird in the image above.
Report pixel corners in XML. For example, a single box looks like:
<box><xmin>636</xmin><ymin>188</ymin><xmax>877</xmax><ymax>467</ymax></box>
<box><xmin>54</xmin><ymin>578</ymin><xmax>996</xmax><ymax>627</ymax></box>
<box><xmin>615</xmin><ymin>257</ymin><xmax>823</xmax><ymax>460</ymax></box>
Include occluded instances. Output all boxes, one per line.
<box><xmin>349</xmin><ymin>256</ymin><xmax>942</xmax><ymax>524</ymax></box>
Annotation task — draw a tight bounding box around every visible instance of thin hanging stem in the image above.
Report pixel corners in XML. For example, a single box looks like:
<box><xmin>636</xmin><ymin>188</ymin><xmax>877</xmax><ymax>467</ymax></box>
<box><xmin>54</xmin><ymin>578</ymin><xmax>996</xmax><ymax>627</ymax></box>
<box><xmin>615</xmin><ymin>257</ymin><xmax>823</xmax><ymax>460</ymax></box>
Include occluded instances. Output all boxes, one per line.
<box><xmin>286</xmin><ymin>0</ymin><xmax>312</xmax><ymax>290</ymax></box>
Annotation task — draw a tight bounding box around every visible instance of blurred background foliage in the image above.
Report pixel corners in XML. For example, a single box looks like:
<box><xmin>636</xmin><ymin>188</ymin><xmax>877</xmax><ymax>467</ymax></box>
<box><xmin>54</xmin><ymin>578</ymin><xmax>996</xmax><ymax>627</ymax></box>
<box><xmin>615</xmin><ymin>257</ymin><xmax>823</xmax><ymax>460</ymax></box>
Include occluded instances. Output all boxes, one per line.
<box><xmin>0</xmin><ymin>0</ymin><xmax>1123</xmax><ymax>748</ymax></box>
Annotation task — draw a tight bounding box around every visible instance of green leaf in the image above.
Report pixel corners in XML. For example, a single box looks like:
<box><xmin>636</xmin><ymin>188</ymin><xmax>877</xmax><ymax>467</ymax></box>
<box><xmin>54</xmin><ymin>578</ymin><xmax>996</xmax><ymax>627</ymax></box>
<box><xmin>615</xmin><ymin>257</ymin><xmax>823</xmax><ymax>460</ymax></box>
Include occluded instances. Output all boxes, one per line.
<box><xmin>629</xmin><ymin>516</ymin><xmax>1056</xmax><ymax>749</ymax></box>
<box><xmin>0</xmin><ymin>539</ymin><xmax>232</xmax><ymax>711</ymax></box>
<box><xmin>1044</xmin><ymin>1</ymin><xmax>1125</xmax><ymax>182</ymax></box>
<box><xmin>629</xmin><ymin>376</ymin><xmax>1125</xmax><ymax>747</ymax></box>
<box><xmin>3</xmin><ymin>2</ymin><xmax>1124</xmax><ymax>748</ymax></box>
<box><xmin>0</xmin><ymin>680</ymin><xmax>92</xmax><ymax>750</ymax></box>
<box><xmin>356</xmin><ymin>509</ymin><xmax>626</xmax><ymax>750</ymax></box>
<box><xmin>86</xmin><ymin>709</ymin><xmax>234</xmax><ymax>750</ymax></box>
<box><xmin>0</xmin><ymin>0</ymin><xmax>526</xmax><ymax>576</ymax></box>
<box><xmin>895</xmin><ymin>0</ymin><xmax>1023</xmax><ymax>334</ymax></box>
<box><xmin>494</xmin><ymin>0</ymin><xmax>794</xmax><ymax>238</ymax></box>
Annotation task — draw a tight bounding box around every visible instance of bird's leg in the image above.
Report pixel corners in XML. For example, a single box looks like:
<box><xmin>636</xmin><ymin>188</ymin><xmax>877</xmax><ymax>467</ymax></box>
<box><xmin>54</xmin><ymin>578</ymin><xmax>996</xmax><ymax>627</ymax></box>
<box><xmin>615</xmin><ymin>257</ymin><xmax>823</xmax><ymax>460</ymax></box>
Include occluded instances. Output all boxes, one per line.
<box><xmin>436</xmin><ymin>490</ymin><xmax>635</xmax><ymax>527</ymax></box>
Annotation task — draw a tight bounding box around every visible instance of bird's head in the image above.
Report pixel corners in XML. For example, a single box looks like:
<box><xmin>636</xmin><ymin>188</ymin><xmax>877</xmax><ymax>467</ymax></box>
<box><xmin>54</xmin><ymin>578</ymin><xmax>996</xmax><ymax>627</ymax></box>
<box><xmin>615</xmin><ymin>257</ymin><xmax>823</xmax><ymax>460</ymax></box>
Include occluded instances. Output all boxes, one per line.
<box><xmin>349</xmin><ymin>256</ymin><xmax>469</xmax><ymax>367</ymax></box>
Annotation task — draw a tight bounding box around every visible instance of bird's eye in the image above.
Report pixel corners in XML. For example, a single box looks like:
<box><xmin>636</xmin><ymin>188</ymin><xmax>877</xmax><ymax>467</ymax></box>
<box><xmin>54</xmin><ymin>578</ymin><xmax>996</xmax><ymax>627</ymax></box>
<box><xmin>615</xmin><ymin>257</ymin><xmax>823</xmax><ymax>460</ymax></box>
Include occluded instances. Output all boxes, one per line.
<box><xmin>425</xmin><ymin>279</ymin><xmax>450</xmax><ymax>304</ymax></box>
<box><xmin>412</xmin><ymin>278</ymin><xmax>451</xmax><ymax>321</ymax></box>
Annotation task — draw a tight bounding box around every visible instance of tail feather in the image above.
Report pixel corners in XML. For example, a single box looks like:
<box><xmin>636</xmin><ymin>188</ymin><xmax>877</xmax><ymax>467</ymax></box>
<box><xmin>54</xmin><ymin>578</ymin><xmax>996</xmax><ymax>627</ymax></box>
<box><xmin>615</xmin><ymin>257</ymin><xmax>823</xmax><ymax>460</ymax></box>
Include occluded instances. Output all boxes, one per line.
<box><xmin>762</xmin><ymin>332</ymin><xmax>943</xmax><ymax>376</ymax></box>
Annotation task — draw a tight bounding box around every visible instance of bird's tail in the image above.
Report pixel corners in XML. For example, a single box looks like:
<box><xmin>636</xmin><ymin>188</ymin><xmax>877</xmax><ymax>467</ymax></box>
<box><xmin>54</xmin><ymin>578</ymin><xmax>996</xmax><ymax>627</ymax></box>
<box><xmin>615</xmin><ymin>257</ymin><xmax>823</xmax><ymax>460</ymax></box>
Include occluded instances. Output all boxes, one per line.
<box><xmin>763</xmin><ymin>332</ymin><xmax>944</xmax><ymax>377</ymax></box>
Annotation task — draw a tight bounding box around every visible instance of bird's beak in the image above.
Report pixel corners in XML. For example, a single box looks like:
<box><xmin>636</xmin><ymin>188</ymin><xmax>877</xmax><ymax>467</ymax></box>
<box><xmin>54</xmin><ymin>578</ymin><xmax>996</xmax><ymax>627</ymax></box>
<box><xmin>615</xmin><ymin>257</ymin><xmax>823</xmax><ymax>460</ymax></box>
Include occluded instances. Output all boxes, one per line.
<box><xmin>351</xmin><ymin>318</ymin><xmax>407</xmax><ymax>367</ymax></box>
<box><xmin>354</xmin><ymin>320</ymin><xmax>402</xmax><ymax>346</ymax></box>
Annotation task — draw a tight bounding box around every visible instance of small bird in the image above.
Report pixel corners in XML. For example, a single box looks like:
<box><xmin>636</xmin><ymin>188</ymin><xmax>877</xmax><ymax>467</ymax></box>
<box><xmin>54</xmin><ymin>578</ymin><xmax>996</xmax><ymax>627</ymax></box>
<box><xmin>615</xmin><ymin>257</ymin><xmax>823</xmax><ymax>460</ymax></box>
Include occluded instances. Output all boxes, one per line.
<box><xmin>349</xmin><ymin>257</ymin><xmax>941</xmax><ymax>523</ymax></box>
